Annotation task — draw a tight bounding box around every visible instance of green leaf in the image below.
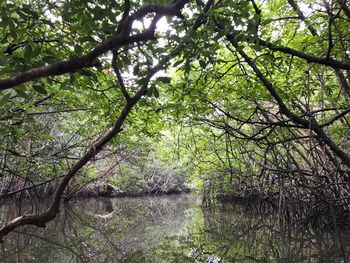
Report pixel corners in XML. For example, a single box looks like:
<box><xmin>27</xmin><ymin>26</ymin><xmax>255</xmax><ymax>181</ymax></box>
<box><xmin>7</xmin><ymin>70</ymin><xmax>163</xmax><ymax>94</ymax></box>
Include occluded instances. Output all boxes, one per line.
<box><xmin>74</xmin><ymin>45</ymin><xmax>83</xmax><ymax>55</ymax></box>
<box><xmin>156</xmin><ymin>77</ymin><xmax>171</xmax><ymax>84</ymax></box>
<box><xmin>61</xmin><ymin>81</ymin><xmax>71</xmax><ymax>90</ymax></box>
<box><xmin>80</xmin><ymin>70</ymin><xmax>92</xmax><ymax>77</ymax></box>
<box><xmin>0</xmin><ymin>93</ymin><xmax>11</xmax><ymax>107</ymax></box>
<box><xmin>153</xmin><ymin>87</ymin><xmax>159</xmax><ymax>98</ymax></box>
<box><xmin>116</xmin><ymin>58</ymin><xmax>124</xmax><ymax>68</ymax></box>
<box><xmin>234</xmin><ymin>32</ymin><xmax>244</xmax><ymax>43</ymax></box>
<box><xmin>15</xmin><ymin>86</ymin><xmax>29</xmax><ymax>98</ymax></box>
<box><xmin>137</xmin><ymin>78</ymin><xmax>149</xmax><ymax>86</ymax></box>
<box><xmin>173</xmin><ymin>60</ymin><xmax>183</xmax><ymax>67</ymax></box>
<box><xmin>24</xmin><ymin>44</ymin><xmax>33</xmax><ymax>60</ymax></box>
<box><xmin>250</xmin><ymin>42</ymin><xmax>262</xmax><ymax>51</ymax></box>
<box><xmin>31</xmin><ymin>46</ymin><xmax>41</xmax><ymax>59</ymax></box>
<box><xmin>122</xmin><ymin>55</ymin><xmax>131</xmax><ymax>66</ymax></box>
<box><xmin>42</xmin><ymin>55</ymin><xmax>56</xmax><ymax>63</ymax></box>
<box><xmin>133</xmin><ymin>64</ymin><xmax>140</xmax><ymax>76</ymax></box>
<box><xmin>147</xmin><ymin>85</ymin><xmax>154</xmax><ymax>97</ymax></box>
<box><xmin>33</xmin><ymin>83</ymin><xmax>47</xmax><ymax>95</ymax></box>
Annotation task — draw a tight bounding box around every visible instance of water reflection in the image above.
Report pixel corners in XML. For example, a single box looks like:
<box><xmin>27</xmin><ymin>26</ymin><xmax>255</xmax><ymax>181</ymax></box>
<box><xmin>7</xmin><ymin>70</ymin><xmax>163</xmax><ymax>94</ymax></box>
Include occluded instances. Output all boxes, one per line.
<box><xmin>0</xmin><ymin>195</ymin><xmax>349</xmax><ymax>262</ymax></box>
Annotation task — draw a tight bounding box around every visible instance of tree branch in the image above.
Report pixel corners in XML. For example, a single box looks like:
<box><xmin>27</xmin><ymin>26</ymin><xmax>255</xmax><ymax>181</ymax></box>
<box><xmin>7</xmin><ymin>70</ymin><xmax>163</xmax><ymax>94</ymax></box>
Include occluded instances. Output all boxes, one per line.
<box><xmin>255</xmin><ymin>38</ymin><xmax>350</xmax><ymax>70</ymax></box>
<box><xmin>112</xmin><ymin>50</ymin><xmax>130</xmax><ymax>101</ymax></box>
<box><xmin>224</xmin><ymin>32</ymin><xmax>350</xmax><ymax>168</ymax></box>
<box><xmin>0</xmin><ymin>0</ymin><xmax>189</xmax><ymax>242</ymax></box>
<box><xmin>0</xmin><ymin>0</ymin><xmax>189</xmax><ymax>91</ymax></box>
<box><xmin>286</xmin><ymin>0</ymin><xmax>318</xmax><ymax>36</ymax></box>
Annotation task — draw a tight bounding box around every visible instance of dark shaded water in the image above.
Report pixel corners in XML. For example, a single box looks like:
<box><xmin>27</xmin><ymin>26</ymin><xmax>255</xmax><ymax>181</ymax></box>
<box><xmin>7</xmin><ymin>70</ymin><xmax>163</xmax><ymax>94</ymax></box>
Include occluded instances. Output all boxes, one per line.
<box><xmin>0</xmin><ymin>195</ymin><xmax>349</xmax><ymax>262</ymax></box>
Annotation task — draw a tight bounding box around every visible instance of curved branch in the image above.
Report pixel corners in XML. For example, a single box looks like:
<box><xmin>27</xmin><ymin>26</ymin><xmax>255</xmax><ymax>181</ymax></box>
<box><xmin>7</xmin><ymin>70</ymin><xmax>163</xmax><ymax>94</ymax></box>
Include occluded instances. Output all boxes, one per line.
<box><xmin>320</xmin><ymin>108</ymin><xmax>350</xmax><ymax>128</ymax></box>
<box><xmin>255</xmin><ymin>38</ymin><xmax>350</xmax><ymax>70</ymax></box>
<box><xmin>0</xmin><ymin>56</ymin><xmax>167</xmax><ymax>241</ymax></box>
<box><xmin>112</xmin><ymin>50</ymin><xmax>131</xmax><ymax>101</ymax></box>
<box><xmin>0</xmin><ymin>0</ymin><xmax>188</xmax><ymax>91</ymax></box>
<box><xmin>221</xmin><ymin>31</ymin><xmax>350</xmax><ymax>168</ymax></box>
<box><xmin>0</xmin><ymin>0</ymin><xmax>189</xmax><ymax>242</ymax></box>
<box><xmin>0</xmin><ymin>98</ymin><xmax>133</xmax><ymax>242</ymax></box>
<box><xmin>236</xmin><ymin>45</ymin><xmax>350</xmax><ymax>167</ymax></box>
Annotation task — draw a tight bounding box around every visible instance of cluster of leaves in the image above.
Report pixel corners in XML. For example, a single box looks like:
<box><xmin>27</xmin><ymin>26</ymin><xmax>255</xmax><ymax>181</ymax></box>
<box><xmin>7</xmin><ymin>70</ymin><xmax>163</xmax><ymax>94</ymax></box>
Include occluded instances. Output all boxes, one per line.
<box><xmin>1</xmin><ymin>0</ymin><xmax>350</xmax><ymax>225</ymax></box>
<box><xmin>160</xmin><ymin>0</ymin><xmax>350</xmax><ymax>207</ymax></box>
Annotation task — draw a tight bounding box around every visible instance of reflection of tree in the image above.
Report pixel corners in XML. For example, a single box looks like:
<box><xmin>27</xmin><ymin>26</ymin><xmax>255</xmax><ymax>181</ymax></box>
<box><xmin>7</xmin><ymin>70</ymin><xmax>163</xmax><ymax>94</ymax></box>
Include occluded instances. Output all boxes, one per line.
<box><xmin>1</xmin><ymin>197</ymin><xmax>349</xmax><ymax>262</ymax></box>
<box><xmin>187</xmin><ymin>204</ymin><xmax>350</xmax><ymax>262</ymax></box>
<box><xmin>0</xmin><ymin>195</ymin><xmax>198</xmax><ymax>262</ymax></box>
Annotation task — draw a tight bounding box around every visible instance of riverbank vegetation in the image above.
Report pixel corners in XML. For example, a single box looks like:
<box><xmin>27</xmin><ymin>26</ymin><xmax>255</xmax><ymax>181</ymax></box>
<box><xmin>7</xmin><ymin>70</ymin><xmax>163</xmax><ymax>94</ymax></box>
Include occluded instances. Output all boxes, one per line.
<box><xmin>1</xmin><ymin>0</ymin><xmax>350</xmax><ymax>241</ymax></box>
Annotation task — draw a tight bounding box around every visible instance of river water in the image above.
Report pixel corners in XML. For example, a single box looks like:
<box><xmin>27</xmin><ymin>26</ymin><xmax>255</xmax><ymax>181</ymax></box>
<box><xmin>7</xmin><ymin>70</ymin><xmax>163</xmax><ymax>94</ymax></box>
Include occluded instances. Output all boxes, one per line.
<box><xmin>0</xmin><ymin>194</ymin><xmax>349</xmax><ymax>262</ymax></box>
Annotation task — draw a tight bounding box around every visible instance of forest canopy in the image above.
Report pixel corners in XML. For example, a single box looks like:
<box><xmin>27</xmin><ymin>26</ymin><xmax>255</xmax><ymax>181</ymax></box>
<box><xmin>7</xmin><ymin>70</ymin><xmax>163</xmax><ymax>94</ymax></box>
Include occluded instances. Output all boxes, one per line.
<box><xmin>0</xmin><ymin>0</ymin><xmax>350</xmax><ymax>242</ymax></box>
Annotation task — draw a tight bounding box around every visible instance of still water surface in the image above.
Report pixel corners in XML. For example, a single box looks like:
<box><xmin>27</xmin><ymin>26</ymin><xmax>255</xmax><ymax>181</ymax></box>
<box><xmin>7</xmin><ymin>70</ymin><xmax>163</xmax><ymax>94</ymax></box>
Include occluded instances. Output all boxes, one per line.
<box><xmin>0</xmin><ymin>194</ymin><xmax>349</xmax><ymax>262</ymax></box>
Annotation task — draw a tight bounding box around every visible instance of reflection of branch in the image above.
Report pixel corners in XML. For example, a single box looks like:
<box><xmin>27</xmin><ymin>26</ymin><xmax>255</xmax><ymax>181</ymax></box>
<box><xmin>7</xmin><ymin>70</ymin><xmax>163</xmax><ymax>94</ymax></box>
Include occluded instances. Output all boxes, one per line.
<box><xmin>0</xmin><ymin>0</ymin><xmax>189</xmax><ymax>242</ymax></box>
<box><xmin>12</xmin><ymin>230</ymin><xmax>84</xmax><ymax>259</ymax></box>
<box><xmin>65</xmin><ymin>161</ymin><xmax>120</xmax><ymax>200</ymax></box>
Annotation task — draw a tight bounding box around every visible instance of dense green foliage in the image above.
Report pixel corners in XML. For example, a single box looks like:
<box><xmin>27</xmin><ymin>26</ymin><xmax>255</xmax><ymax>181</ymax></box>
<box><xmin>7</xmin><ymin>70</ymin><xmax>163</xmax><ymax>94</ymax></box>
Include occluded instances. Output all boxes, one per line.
<box><xmin>1</xmin><ymin>0</ymin><xmax>350</xmax><ymax>240</ymax></box>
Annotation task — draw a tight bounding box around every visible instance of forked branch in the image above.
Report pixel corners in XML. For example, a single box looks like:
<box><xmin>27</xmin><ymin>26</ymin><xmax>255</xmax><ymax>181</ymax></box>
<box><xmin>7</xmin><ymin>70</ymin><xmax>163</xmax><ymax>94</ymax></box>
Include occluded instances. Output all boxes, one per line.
<box><xmin>0</xmin><ymin>0</ymin><xmax>189</xmax><ymax>242</ymax></box>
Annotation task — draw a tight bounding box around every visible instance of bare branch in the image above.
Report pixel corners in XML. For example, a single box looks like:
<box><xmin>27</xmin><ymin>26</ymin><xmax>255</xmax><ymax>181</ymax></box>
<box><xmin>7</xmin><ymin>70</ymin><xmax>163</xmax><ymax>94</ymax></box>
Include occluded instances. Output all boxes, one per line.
<box><xmin>111</xmin><ymin>50</ymin><xmax>130</xmax><ymax>101</ymax></box>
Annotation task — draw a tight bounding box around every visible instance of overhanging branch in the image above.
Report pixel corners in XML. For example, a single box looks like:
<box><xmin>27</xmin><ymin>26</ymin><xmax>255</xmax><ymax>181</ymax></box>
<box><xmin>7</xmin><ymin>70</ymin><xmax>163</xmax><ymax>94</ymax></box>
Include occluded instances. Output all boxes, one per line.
<box><xmin>0</xmin><ymin>0</ymin><xmax>189</xmax><ymax>91</ymax></box>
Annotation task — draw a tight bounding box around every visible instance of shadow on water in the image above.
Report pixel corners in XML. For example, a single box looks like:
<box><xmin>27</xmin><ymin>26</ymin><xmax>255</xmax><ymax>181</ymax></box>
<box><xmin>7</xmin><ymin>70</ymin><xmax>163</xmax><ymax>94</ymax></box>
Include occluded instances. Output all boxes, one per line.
<box><xmin>0</xmin><ymin>195</ymin><xmax>349</xmax><ymax>262</ymax></box>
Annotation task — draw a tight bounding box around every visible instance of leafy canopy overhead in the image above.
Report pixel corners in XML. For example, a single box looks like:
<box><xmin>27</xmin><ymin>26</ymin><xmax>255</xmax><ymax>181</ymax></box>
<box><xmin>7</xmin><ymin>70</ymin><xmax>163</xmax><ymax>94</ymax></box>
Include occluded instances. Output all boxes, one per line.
<box><xmin>0</xmin><ymin>0</ymin><xmax>350</xmax><ymax>242</ymax></box>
